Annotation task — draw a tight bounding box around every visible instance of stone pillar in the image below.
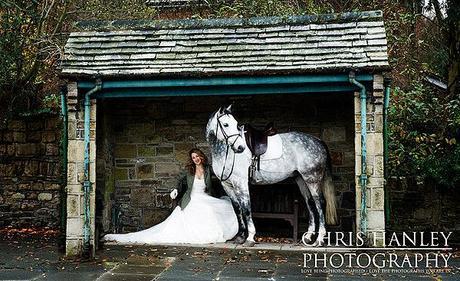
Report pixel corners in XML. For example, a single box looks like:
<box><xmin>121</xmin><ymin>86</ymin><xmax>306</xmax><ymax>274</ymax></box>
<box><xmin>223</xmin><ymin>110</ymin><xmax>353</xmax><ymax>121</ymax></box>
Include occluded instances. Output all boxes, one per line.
<box><xmin>354</xmin><ymin>74</ymin><xmax>385</xmax><ymax>246</ymax></box>
<box><xmin>65</xmin><ymin>82</ymin><xmax>97</xmax><ymax>256</ymax></box>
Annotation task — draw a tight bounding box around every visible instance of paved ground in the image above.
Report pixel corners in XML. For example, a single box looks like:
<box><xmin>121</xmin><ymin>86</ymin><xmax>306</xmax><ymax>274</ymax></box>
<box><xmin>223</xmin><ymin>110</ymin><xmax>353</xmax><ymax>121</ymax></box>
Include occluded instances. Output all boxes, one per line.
<box><xmin>0</xmin><ymin>237</ymin><xmax>459</xmax><ymax>280</ymax></box>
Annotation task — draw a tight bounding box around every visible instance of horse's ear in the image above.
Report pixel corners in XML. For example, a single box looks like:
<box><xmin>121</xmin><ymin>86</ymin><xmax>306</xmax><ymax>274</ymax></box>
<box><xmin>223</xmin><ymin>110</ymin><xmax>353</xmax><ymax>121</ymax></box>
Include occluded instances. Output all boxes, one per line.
<box><xmin>217</xmin><ymin>107</ymin><xmax>223</xmax><ymax>115</ymax></box>
<box><xmin>225</xmin><ymin>104</ymin><xmax>233</xmax><ymax>113</ymax></box>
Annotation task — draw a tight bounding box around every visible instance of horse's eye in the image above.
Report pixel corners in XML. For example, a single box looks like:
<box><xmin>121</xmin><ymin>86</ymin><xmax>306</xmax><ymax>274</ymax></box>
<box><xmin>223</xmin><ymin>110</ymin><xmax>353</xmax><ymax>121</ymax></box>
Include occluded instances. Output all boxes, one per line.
<box><xmin>223</xmin><ymin>123</ymin><xmax>229</xmax><ymax>127</ymax></box>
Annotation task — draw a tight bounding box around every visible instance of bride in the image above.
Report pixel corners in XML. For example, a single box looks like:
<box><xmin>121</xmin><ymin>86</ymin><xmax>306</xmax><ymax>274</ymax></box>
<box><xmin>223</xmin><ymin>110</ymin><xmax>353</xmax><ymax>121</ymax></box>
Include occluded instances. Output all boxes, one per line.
<box><xmin>104</xmin><ymin>148</ymin><xmax>238</xmax><ymax>244</ymax></box>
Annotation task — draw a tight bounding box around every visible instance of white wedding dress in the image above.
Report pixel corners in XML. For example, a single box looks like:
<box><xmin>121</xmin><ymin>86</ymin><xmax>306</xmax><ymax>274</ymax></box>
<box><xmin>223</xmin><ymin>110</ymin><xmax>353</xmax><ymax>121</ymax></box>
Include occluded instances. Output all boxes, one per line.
<box><xmin>104</xmin><ymin>176</ymin><xmax>238</xmax><ymax>244</ymax></box>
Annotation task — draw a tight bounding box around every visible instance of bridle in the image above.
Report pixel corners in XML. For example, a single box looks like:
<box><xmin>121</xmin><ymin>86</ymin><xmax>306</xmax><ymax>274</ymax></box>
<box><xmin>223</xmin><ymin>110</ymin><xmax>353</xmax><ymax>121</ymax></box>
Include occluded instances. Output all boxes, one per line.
<box><xmin>215</xmin><ymin>112</ymin><xmax>244</xmax><ymax>181</ymax></box>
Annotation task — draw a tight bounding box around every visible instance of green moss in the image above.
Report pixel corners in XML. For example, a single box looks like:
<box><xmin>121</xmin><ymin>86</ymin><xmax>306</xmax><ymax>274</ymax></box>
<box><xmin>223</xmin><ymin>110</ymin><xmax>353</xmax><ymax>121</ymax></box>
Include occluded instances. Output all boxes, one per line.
<box><xmin>114</xmin><ymin>168</ymin><xmax>128</xmax><ymax>181</ymax></box>
<box><xmin>104</xmin><ymin>172</ymin><xmax>115</xmax><ymax>202</ymax></box>
<box><xmin>138</xmin><ymin>145</ymin><xmax>156</xmax><ymax>157</ymax></box>
<box><xmin>114</xmin><ymin>144</ymin><xmax>137</xmax><ymax>158</ymax></box>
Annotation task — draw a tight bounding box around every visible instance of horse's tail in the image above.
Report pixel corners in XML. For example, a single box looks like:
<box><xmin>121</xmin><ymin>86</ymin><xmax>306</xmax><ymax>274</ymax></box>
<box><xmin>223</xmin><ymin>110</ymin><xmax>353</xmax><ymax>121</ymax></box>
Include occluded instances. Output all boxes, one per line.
<box><xmin>321</xmin><ymin>141</ymin><xmax>338</xmax><ymax>225</ymax></box>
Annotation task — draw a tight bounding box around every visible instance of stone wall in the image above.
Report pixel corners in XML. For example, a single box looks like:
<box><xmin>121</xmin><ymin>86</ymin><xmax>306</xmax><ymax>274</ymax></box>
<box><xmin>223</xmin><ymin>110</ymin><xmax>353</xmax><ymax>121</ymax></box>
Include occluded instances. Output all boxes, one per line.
<box><xmin>96</xmin><ymin>103</ymin><xmax>115</xmax><ymax>235</ymax></box>
<box><xmin>99</xmin><ymin>93</ymin><xmax>357</xmax><ymax>235</ymax></box>
<box><xmin>353</xmin><ymin>74</ymin><xmax>386</xmax><ymax>245</ymax></box>
<box><xmin>65</xmin><ymin>82</ymin><xmax>97</xmax><ymax>256</ymax></box>
<box><xmin>387</xmin><ymin>177</ymin><xmax>460</xmax><ymax>243</ymax></box>
<box><xmin>0</xmin><ymin>115</ymin><xmax>62</xmax><ymax>228</ymax></box>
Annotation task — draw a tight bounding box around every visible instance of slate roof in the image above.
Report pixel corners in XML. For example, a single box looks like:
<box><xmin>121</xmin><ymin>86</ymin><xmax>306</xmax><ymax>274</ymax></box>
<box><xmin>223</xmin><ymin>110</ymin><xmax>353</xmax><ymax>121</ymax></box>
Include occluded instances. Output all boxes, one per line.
<box><xmin>145</xmin><ymin>0</ymin><xmax>199</xmax><ymax>8</ymax></box>
<box><xmin>61</xmin><ymin>10</ymin><xmax>389</xmax><ymax>78</ymax></box>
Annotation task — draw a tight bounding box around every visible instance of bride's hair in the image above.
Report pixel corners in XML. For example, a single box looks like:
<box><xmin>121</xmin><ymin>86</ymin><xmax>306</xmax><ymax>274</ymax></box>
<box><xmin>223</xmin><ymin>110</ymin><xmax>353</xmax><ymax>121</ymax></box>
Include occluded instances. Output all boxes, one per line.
<box><xmin>186</xmin><ymin>148</ymin><xmax>208</xmax><ymax>175</ymax></box>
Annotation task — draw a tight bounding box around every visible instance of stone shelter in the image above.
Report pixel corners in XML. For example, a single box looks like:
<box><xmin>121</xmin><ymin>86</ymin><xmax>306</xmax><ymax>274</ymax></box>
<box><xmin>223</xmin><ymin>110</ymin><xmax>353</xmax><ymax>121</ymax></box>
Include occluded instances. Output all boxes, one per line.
<box><xmin>60</xmin><ymin>10</ymin><xmax>390</xmax><ymax>257</ymax></box>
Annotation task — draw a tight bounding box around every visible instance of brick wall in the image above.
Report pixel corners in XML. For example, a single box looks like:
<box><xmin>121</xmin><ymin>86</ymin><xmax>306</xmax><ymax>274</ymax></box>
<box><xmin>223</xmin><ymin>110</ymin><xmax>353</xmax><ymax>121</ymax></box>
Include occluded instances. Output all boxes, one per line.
<box><xmin>0</xmin><ymin>115</ymin><xmax>62</xmax><ymax>228</ymax></box>
<box><xmin>98</xmin><ymin>93</ymin><xmax>357</xmax><ymax>234</ymax></box>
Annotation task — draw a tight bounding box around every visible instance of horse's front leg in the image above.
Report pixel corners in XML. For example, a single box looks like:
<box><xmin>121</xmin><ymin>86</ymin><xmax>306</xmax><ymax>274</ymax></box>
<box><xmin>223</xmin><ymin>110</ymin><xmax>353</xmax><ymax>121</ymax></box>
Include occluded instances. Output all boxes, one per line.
<box><xmin>237</xmin><ymin>181</ymin><xmax>256</xmax><ymax>247</ymax></box>
<box><xmin>232</xmin><ymin>202</ymin><xmax>247</xmax><ymax>244</ymax></box>
<box><xmin>241</xmin><ymin>202</ymin><xmax>256</xmax><ymax>247</ymax></box>
<box><xmin>221</xmin><ymin>181</ymin><xmax>247</xmax><ymax>244</ymax></box>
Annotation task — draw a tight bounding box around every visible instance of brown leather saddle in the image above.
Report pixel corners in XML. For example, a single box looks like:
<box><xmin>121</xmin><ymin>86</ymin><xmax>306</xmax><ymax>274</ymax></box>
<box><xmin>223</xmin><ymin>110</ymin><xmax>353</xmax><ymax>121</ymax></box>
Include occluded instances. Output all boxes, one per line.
<box><xmin>244</xmin><ymin>122</ymin><xmax>277</xmax><ymax>176</ymax></box>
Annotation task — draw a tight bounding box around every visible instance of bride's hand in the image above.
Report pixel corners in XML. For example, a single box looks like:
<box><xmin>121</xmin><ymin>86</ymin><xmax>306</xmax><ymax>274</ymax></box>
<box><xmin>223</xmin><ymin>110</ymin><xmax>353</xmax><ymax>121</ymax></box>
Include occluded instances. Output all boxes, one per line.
<box><xmin>170</xmin><ymin>189</ymin><xmax>178</xmax><ymax>199</ymax></box>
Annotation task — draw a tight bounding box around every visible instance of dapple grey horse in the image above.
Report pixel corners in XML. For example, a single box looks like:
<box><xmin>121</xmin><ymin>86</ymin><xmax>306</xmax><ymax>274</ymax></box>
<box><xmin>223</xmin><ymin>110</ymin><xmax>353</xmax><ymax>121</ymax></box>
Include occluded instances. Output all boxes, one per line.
<box><xmin>206</xmin><ymin>105</ymin><xmax>337</xmax><ymax>246</ymax></box>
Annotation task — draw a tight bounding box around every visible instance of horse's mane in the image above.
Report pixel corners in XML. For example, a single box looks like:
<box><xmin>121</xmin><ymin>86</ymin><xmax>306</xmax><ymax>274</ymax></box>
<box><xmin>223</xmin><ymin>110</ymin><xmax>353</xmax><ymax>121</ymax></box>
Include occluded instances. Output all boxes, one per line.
<box><xmin>205</xmin><ymin>110</ymin><xmax>218</xmax><ymax>141</ymax></box>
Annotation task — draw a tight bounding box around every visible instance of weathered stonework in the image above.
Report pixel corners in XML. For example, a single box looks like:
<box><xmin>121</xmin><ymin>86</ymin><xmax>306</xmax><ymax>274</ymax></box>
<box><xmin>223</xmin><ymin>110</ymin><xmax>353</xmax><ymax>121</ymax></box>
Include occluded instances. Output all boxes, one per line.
<box><xmin>65</xmin><ymin>82</ymin><xmax>97</xmax><ymax>257</ymax></box>
<box><xmin>0</xmin><ymin>114</ymin><xmax>62</xmax><ymax>229</ymax></box>
<box><xmin>38</xmin><ymin>193</ymin><xmax>53</xmax><ymax>201</ymax></box>
<box><xmin>354</xmin><ymin>74</ymin><xmax>385</xmax><ymax>246</ymax></box>
<box><xmin>97</xmin><ymin>93</ymin><xmax>357</xmax><ymax>236</ymax></box>
<box><xmin>387</xmin><ymin>177</ymin><xmax>460</xmax><ymax>243</ymax></box>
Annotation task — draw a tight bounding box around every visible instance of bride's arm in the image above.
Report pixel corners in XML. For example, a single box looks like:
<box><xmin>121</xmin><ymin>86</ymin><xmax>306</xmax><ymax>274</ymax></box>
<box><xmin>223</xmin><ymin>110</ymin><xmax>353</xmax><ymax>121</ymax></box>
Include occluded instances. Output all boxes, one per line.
<box><xmin>205</xmin><ymin>165</ymin><xmax>217</xmax><ymax>197</ymax></box>
<box><xmin>173</xmin><ymin>172</ymin><xmax>187</xmax><ymax>199</ymax></box>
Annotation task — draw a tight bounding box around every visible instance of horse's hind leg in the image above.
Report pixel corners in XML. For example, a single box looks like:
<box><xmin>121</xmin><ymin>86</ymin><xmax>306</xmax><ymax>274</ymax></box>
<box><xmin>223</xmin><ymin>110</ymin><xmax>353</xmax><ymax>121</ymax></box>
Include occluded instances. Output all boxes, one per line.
<box><xmin>295</xmin><ymin>176</ymin><xmax>316</xmax><ymax>244</ymax></box>
<box><xmin>301</xmin><ymin>175</ymin><xmax>327</xmax><ymax>246</ymax></box>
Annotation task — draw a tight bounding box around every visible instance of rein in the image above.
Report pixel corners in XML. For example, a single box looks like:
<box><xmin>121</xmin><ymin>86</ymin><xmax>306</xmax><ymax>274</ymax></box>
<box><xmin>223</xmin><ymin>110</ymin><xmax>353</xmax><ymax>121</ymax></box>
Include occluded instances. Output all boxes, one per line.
<box><xmin>215</xmin><ymin>113</ymin><xmax>243</xmax><ymax>181</ymax></box>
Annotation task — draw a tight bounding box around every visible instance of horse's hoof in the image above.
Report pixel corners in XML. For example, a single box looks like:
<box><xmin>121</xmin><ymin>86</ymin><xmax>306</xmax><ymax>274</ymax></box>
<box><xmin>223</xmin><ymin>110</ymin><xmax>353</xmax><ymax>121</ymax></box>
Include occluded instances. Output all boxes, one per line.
<box><xmin>308</xmin><ymin>240</ymin><xmax>324</xmax><ymax>247</ymax></box>
<box><xmin>301</xmin><ymin>231</ymin><xmax>316</xmax><ymax>243</ymax></box>
<box><xmin>233</xmin><ymin>236</ymin><xmax>246</xmax><ymax>244</ymax></box>
<box><xmin>303</xmin><ymin>237</ymin><xmax>313</xmax><ymax>244</ymax></box>
<box><xmin>302</xmin><ymin>239</ymin><xmax>322</xmax><ymax>247</ymax></box>
<box><xmin>243</xmin><ymin>240</ymin><xmax>256</xmax><ymax>247</ymax></box>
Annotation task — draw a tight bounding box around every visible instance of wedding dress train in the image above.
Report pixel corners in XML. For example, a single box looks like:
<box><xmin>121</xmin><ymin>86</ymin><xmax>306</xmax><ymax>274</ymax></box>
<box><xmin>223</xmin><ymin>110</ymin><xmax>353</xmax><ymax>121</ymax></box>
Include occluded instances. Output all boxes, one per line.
<box><xmin>104</xmin><ymin>176</ymin><xmax>238</xmax><ymax>244</ymax></box>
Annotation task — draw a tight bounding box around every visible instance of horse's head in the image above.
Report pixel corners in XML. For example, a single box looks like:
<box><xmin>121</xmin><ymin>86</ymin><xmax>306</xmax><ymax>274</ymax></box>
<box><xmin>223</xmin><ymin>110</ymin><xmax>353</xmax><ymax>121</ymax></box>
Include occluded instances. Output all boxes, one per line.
<box><xmin>206</xmin><ymin>104</ymin><xmax>246</xmax><ymax>153</ymax></box>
